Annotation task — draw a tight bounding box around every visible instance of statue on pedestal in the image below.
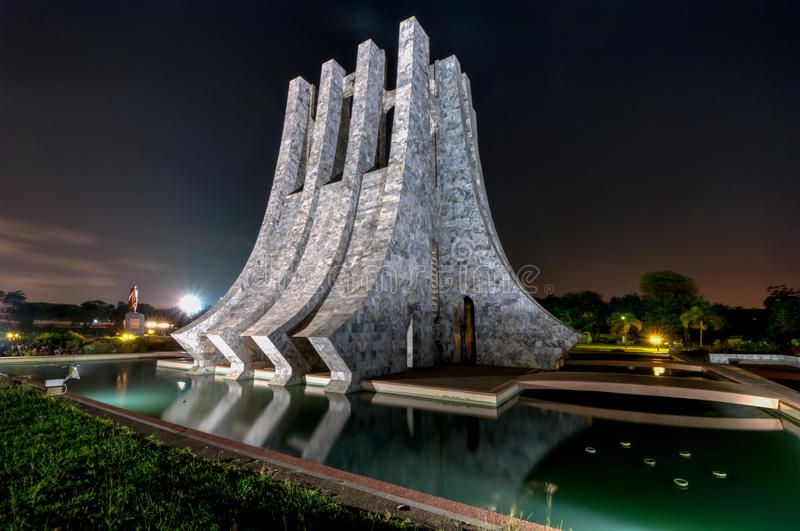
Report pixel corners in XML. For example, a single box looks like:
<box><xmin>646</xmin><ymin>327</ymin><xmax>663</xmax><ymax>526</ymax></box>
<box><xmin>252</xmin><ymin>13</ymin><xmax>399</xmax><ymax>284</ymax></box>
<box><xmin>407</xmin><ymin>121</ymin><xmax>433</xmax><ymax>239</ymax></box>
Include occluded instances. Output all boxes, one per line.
<box><xmin>128</xmin><ymin>284</ymin><xmax>139</xmax><ymax>313</ymax></box>
<box><xmin>125</xmin><ymin>284</ymin><xmax>145</xmax><ymax>336</ymax></box>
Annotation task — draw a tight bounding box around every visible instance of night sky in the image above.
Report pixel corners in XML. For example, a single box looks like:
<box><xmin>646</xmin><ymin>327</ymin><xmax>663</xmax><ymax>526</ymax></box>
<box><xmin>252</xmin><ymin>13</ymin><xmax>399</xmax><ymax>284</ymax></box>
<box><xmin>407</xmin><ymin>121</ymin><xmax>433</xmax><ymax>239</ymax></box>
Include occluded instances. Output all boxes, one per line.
<box><xmin>1</xmin><ymin>1</ymin><xmax>798</xmax><ymax>309</ymax></box>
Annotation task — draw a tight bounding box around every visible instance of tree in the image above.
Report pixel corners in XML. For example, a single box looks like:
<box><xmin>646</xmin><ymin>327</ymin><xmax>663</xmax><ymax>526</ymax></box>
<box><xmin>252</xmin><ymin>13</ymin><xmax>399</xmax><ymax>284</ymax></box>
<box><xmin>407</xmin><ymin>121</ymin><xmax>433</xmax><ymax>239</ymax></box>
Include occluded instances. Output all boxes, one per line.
<box><xmin>609</xmin><ymin>294</ymin><xmax>644</xmax><ymax>316</ymax></box>
<box><xmin>79</xmin><ymin>300</ymin><xmax>114</xmax><ymax>324</ymax></box>
<box><xmin>3</xmin><ymin>291</ymin><xmax>27</xmax><ymax>307</ymax></box>
<box><xmin>639</xmin><ymin>271</ymin><xmax>703</xmax><ymax>337</ymax></box>
<box><xmin>680</xmin><ymin>305</ymin><xmax>724</xmax><ymax>348</ymax></box>
<box><xmin>640</xmin><ymin>271</ymin><xmax>698</xmax><ymax>299</ymax></box>
<box><xmin>715</xmin><ymin>305</ymin><xmax>767</xmax><ymax>340</ymax></box>
<box><xmin>607</xmin><ymin>312</ymin><xmax>642</xmax><ymax>344</ymax></box>
<box><xmin>2</xmin><ymin>291</ymin><xmax>31</xmax><ymax>330</ymax></box>
<box><xmin>540</xmin><ymin>291</ymin><xmax>609</xmax><ymax>337</ymax></box>
<box><xmin>764</xmin><ymin>285</ymin><xmax>800</xmax><ymax>347</ymax></box>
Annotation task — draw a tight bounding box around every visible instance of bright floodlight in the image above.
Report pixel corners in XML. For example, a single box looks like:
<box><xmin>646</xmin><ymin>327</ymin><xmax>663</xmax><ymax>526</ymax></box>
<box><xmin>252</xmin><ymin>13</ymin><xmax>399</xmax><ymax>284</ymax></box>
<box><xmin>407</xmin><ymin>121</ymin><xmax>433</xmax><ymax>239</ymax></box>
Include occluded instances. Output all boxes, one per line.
<box><xmin>648</xmin><ymin>336</ymin><xmax>662</xmax><ymax>345</ymax></box>
<box><xmin>179</xmin><ymin>294</ymin><xmax>202</xmax><ymax>316</ymax></box>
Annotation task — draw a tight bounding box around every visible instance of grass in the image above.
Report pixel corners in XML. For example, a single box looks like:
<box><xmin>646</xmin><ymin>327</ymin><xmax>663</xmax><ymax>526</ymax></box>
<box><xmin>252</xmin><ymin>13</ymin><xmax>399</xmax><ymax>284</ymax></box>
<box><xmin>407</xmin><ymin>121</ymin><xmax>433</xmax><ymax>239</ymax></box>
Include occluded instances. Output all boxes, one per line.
<box><xmin>0</xmin><ymin>378</ymin><xmax>411</xmax><ymax>530</ymax></box>
<box><xmin>572</xmin><ymin>343</ymin><xmax>669</xmax><ymax>355</ymax></box>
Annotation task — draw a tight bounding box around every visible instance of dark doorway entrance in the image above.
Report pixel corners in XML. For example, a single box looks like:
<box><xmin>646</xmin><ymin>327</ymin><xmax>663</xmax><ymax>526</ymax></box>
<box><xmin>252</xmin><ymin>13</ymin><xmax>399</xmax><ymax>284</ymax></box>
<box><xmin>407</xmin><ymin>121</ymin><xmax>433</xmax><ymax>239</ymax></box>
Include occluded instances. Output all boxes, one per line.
<box><xmin>463</xmin><ymin>296</ymin><xmax>476</xmax><ymax>365</ymax></box>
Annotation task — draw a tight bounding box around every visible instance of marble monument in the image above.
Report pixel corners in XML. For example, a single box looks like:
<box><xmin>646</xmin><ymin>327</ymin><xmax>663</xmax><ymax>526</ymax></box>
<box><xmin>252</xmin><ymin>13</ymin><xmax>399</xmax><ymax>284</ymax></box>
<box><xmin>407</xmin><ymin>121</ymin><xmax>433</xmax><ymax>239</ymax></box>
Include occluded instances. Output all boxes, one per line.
<box><xmin>173</xmin><ymin>17</ymin><xmax>580</xmax><ymax>392</ymax></box>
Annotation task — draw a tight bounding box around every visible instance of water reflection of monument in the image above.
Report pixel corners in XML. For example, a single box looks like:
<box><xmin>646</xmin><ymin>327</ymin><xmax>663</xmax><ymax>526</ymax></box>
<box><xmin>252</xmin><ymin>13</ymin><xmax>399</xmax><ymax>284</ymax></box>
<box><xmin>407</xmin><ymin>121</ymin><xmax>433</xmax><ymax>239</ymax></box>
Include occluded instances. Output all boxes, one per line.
<box><xmin>325</xmin><ymin>397</ymin><xmax>586</xmax><ymax>512</ymax></box>
<box><xmin>160</xmin><ymin>376</ymin><xmax>350</xmax><ymax>461</ymax></box>
<box><xmin>158</xmin><ymin>376</ymin><xmax>586</xmax><ymax>512</ymax></box>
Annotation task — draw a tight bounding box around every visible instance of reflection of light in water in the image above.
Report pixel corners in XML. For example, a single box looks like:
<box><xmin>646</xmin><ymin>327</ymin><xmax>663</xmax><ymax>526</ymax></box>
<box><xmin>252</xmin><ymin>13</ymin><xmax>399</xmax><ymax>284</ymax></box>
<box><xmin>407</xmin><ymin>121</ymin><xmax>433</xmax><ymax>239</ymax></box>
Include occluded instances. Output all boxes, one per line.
<box><xmin>84</xmin><ymin>388</ymin><xmax>177</xmax><ymax>412</ymax></box>
<box><xmin>177</xmin><ymin>381</ymin><xmax>187</xmax><ymax>391</ymax></box>
<box><xmin>116</xmin><ymin>371</ymin><xmax>128</xmax><ymax>393</ymax></box>
<box><xmin>652</xmin><ymin>366</ymin><xmax>666</xmax><ymax>376</ymax></box>
<box><xmin>10</xmin><ymin>358</ymin><xmax>797</xmax><ymax>531</ymax></box>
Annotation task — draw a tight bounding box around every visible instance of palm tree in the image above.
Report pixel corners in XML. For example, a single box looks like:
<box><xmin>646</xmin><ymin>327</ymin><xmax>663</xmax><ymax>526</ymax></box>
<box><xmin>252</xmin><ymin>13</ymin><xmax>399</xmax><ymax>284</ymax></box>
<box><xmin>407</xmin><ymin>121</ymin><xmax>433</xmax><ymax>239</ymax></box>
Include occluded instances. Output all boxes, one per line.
<box><xmin>3</xmin><ymin>291</ymin><xmax>26</xmax><ymax>307</ymax></box>
<box><xmin>607</xmin><ymin>312</ymin><xmax>643</xmax><ymax>345</ymax></box>
<box><xmin>680</xmin><ymin>305</ymin><xmax>724</xmax><ymax>348</ymax></box>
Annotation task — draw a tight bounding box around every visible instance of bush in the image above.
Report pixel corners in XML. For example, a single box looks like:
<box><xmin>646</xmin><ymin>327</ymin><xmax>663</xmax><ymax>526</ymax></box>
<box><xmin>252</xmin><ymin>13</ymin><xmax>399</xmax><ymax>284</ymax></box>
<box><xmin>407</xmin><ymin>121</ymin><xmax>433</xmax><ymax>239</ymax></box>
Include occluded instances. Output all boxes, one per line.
<box><xmin>81</xmin><ymin>339</ymin><xmax>117</xmax><ymax>354</ymax></box>
<box><xmin>31</xmin><ymin>331</ymin><xmax>87</xmax><ymax>354</ymax></box>
<box><xmin>82</xmin><ymin>336</ymin><xmax>148</xmax><ymax>354</ymax></box>
<box><xmin>716</xmin><ymin>338</ymin><xmax>783</xmax><ymax>354</ymax></box>
<box><xmin>1</xmin><ymin>332</ymin><xmax>150</xmax><ymax>356</ymax></box>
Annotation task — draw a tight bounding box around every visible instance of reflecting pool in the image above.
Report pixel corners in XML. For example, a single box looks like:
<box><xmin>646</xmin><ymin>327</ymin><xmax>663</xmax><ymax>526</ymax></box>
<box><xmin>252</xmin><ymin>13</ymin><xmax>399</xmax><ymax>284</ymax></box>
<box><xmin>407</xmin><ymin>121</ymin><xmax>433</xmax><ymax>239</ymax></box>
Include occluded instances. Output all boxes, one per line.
<box><xmin>3</xmin><ymin>359</ymin><xmax>798</xmax><ymax>530</ymax></box>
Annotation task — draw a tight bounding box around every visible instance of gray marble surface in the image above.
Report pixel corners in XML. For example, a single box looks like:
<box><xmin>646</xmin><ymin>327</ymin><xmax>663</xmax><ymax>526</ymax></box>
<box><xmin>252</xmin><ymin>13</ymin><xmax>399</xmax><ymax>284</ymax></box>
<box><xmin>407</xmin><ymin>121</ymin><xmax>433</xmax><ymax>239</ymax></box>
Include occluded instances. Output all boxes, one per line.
<box><xmin>204</xmin><ymin>60</ymin><xmax>346</xmax><ymax>380</ymax></box>
<box><xmin>175</xmin><ymin>16</ymin><xmax>580</xmax><ymax>390</ymax></box>
<box><xmin>245</xmin><ymin>41</ymin><xmax>386</xmax><ymax>385</ymax></box>
<box><xmin>172</xmin><ymin>77</ymin><xmax>313</xmax><ymax>375</ymax></box>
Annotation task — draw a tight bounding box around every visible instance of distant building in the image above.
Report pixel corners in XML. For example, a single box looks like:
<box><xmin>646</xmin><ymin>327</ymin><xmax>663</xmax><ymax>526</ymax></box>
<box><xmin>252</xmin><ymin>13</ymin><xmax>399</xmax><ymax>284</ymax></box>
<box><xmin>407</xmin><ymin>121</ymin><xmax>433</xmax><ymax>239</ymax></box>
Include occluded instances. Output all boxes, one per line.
<box><xmin>0</xmin><ymin>301</ymin><xmax>16</xmax><ymax>329</ymax></box>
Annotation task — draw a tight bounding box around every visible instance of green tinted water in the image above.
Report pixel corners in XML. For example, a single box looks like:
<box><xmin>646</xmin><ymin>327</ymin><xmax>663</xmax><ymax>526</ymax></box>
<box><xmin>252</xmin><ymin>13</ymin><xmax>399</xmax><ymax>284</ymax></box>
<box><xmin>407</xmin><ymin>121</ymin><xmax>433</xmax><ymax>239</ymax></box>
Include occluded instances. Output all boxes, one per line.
<box><xmin>3</xmin><ymin>359</ymin><xmax>798</xmax><ymax>530</ymax></box>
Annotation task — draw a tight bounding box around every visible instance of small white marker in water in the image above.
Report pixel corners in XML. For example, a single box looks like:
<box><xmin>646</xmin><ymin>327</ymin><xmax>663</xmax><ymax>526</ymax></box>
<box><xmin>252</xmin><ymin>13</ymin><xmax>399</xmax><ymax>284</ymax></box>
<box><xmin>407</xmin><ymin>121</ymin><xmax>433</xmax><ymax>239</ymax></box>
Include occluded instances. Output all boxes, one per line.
<box><xmin>679</xmin><ymin>450</ymin><xmax>692</xmax><ymax>458</ymax></box>
<box><xmin>712</xmin><ymin>470</ymin><xmax>727</xmax><ymax>479</ymax></box>
<box><xmin>585</xmin><ymin>446</ymin><xmax>597</xmax><ymax>454</ymax></box>
<box><xmin>620</xmin><ymin>441</ymin><xmax>632</xmax><ymax>448</ymax></box>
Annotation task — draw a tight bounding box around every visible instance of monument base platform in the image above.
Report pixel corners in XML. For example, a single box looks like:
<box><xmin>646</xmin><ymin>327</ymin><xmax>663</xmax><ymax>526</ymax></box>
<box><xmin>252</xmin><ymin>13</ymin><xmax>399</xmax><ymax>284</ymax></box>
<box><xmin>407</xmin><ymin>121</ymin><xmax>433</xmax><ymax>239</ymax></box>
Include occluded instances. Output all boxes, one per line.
<box><xmin>125</xmin><ymin>312</ymin><xmax>145</xmax><ymax>336</ymax></box>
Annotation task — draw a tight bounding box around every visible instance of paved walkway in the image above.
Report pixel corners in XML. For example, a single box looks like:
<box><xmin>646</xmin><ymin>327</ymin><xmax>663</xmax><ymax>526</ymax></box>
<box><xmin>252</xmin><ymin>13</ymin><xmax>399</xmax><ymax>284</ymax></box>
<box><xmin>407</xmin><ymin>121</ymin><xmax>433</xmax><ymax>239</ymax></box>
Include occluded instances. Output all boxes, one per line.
<box><xmin>363</xmin><ymin>366</ymin><xmax>530</xmax><ymax>406</ymax></box>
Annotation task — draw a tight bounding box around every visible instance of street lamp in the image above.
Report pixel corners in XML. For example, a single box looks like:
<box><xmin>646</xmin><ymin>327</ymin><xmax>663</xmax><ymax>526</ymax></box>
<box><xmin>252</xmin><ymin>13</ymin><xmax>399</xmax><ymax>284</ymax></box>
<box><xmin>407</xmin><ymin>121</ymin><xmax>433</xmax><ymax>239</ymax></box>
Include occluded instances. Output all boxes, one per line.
<box><xmin>649</xmin><ymin>335</ymin><xmax>662</xmax><ymax>351</ymax></box>
<box><xmin>179</xmin><ymin>294</ymin><xmax>202</xmax><ymax>316</ymax></box>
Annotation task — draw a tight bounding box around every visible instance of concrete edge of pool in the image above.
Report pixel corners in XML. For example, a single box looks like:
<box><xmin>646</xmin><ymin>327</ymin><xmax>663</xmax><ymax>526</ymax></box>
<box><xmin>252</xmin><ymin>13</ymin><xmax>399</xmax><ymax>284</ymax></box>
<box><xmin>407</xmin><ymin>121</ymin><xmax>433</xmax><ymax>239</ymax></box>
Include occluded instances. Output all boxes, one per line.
<box><xmin>3</xmin><ymin>355</ymin><xmax>800</xmax><ymax>528</ymax></box>
<box><xmin>0</xmin><ymin>351</ymin><xmax>186</xmax><ymax>364</ymax></box>
<box><xmin>156</xmin><ymin>356</ymin><xmax>800</xmax><ymax>422</ymax></box>
<box><xmin>2</xmin><ymin>375</ymin><xmax>550</xmax><ymax>531</ymax></box>
<box><xmin>3</xmin><ymin>352</ymin><xmax>799</xmax><ymax>421</ymax></box>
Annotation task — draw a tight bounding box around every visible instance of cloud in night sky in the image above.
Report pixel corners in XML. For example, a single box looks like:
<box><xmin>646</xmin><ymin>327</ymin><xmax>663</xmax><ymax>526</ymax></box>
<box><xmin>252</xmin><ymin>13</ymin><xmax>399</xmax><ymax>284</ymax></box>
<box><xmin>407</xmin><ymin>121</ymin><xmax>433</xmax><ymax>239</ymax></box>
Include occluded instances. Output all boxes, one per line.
<box><xmin>1</xmin><ymin>1</ymin><xmax>798</xmax><ymax>308</ymax></box>
<box><xmin>0</xmin><ymin>216</ymin><xmax>166</xmax><ymax>303</ymax></box>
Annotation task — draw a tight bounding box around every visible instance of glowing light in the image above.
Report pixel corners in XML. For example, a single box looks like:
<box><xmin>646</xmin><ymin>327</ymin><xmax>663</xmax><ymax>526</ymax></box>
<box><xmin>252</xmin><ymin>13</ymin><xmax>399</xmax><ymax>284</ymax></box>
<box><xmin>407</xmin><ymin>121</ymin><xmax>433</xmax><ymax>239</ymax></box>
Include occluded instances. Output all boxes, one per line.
<box><xmin>5</xmin><ymin>332</ymin><xmax>21</xmax><ymax>340</ymax></box>
<box><xmin>648</xmin><ymin>336</ymin><xmax>662</xmax><ymax>345</ymax></box>
<box><xmin>179</xmin><ymin>294</ymin><xmax>202</xmax><ymax>316</ymax></box>
<box><xmin>652</xmin><ymin>366</ymin><xmax>666</xmax><ymax>376</ymax></box>
<box><xmin>119</xmin><ymin>333</ymin><xmax>136</xmax><ymax>342</ymax></box>
<box><xmin>146</xmin><ymin>321</ymin><xmax>173</xmax><ymax>330</ymax></box>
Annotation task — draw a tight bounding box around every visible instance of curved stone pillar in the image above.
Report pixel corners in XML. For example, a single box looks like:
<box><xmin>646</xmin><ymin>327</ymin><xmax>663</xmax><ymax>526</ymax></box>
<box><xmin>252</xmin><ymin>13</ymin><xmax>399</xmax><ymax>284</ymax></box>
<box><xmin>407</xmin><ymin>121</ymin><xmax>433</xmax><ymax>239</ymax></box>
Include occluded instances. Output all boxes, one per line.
<box><xmin>433</xmin><ymin>56</ymin><xmax>581</xmax><ymax>367</ymax></box>
<box><xmin>176</xmin><ymin>16</ymin><xmax>580</xmax><ymax>391</ymax></box>
<box><xmin>245</xmin><ymin>40</ymin><xmax>386</xmax><ymax>386</ymax></box>
<box><xmin>172</xmin><ymin>77</ymin><xmax>314</xmax><ymax>375</ymax></box>
<box><xmin>297</xmin><ymin>18</ymin><xmax>437</xmax><ymax>393</ymax></box>
<box><xmin>203</xmin><ymin>60</ymin><xmax>346</xmax><ymax>380</ymax></box>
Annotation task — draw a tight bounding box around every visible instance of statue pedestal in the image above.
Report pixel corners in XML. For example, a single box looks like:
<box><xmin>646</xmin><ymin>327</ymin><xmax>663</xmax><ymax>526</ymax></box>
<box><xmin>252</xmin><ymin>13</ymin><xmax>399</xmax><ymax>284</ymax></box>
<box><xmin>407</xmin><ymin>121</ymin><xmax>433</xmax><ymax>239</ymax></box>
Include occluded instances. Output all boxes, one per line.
<box><xmin>125</xmin><ymin>312</ymin><xmax>146</xmax><ymax>336</ymax></box>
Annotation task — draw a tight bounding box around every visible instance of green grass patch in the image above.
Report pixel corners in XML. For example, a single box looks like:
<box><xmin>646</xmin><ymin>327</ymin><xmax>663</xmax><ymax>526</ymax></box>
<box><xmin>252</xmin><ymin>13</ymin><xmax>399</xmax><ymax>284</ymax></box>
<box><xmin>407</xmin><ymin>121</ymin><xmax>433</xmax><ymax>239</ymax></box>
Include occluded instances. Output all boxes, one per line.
<box><xmin>572</xmin><ymin>343</ymin><xmax>669</xmax><ymax>354</ymax></box>
<box><xmin>0</xmin><ymin>379</ymin><xmax>411</xmax><ymax>530</ymax></box>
